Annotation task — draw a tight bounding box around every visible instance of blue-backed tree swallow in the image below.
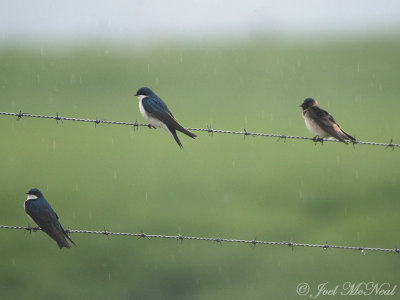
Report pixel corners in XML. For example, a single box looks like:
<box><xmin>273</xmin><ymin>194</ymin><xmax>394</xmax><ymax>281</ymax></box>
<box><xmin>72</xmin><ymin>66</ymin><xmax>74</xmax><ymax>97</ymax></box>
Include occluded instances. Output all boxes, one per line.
<box><xmin>134</xmin><ymin>87</ymin><xmax>196</xmax><ymax>148</ymax></box>
<box><xmin>24</xmin><ymin>188</ymin><xmax>75</xmax><ymax>249</ymax></box>
<box><xmin>300</xmin><ymin>98</ymin><xmax>356</xmax><ymax>144</ymax></box>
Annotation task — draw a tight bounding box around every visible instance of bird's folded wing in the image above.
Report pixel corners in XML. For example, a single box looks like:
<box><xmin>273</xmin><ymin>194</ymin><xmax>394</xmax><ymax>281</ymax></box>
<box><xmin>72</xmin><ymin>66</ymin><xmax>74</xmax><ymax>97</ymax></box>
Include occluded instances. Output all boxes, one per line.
<box><xmin>142</xmin><ymin>97</ymin><xmax>185</xmax><ymax>130</ymax></box>
<box><xmin>308</xmin><ymin>106</ymin><xmax>343</xmax><ymax>138</ymax></box>
<box><xmin>28</xmin><ymin>207</ymin><xmax>60</xmax><ymax>235</ymax></box>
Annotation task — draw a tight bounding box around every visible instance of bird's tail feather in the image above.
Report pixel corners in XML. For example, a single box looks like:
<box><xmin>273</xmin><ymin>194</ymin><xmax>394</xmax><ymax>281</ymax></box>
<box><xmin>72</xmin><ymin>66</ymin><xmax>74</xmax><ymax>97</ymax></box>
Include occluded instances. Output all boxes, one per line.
<box><xmin>335</xmin><ymin>130</ymin><xmax>355</xmax><ymax>144</ymax></box>
<box><xmin>170</xmin><ymin>121</ymin><xmax>196</xmax><ymax>139</ymax></box>
<box><xmin>341</xmin><ymin>129</ymin><xmax>356</xmax><ymax>141</ymax></box>
<box><xmin>178</xmin><ymin>127</ymin><xmax>197</xmax><ymax>139</ymax></box>
<box><xmin>333</xmin><ymin>132</ymin><xmax>348</xmax><ymax>144</ymax></box>
<box><xmin>60</xmin><ymin>225</ymin><xmax>76</xmax><ymax>248</ymax></box>
<box><xmin>56</xmin><ymin>237</ymin><xmax>71</xmax><ymax>249</ymax></box>
<box><xmin>169</xmin><ymin>128</ymin><xmax>183</xmax><ymax>149</ymax></box>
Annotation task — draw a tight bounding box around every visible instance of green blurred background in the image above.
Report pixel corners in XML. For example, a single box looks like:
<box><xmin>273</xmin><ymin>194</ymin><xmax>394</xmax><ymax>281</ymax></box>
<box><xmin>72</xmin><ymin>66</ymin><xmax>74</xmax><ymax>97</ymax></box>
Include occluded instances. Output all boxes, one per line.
<box><xmin>1</xmin><ymin>2</ymin><xmax>400</xmax><ymax>299</ymax></box>
<box><xmin>1</xmin><ymin>38</ymin><xmax>399</xmax><ymax>300</ymax></box>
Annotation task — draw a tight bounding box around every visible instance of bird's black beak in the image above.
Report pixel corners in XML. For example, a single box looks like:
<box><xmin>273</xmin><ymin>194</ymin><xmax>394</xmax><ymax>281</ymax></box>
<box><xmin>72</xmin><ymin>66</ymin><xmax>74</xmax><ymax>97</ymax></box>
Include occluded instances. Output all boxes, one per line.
<box><xmin>25</xmin><ymin>192</ymin><xmax>29</xmax><ymax>195</ymax></box>
<box><xmin>134</xmin><ymin>93</ymin><xmax>138</xmax><ymax>96</ymax></box>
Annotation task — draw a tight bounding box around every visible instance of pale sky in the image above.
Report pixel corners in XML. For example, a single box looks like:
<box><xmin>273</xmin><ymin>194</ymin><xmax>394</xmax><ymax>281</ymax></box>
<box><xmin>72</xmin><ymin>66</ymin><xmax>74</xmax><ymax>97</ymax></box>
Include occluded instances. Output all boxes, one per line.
<box><xmin>1</xmin><ymin>0</ymin><xmax>399</xmax><ymax>45</ymax></box>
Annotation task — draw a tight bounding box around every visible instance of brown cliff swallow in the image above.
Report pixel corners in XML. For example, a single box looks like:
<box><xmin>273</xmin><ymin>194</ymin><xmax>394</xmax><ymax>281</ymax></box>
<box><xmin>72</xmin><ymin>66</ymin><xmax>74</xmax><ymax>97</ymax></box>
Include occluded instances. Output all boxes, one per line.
<box><xmin>300</xmin><ymin>98</ymin><xmax>355</xmax><ymax>144</ymax></box>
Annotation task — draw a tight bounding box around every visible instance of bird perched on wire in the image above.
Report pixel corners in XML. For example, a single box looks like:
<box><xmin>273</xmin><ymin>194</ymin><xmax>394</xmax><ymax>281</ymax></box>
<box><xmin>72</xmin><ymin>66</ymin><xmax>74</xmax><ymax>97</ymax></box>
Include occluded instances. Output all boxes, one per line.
<box><xmin>24</xmin><ymin>188</ymin><xmax>75</xmax><ymax>249</ymax></box>
<box><xmin>134</xmin><ymin>87</ymin><xmax>196</xmax><ymax>148</ymax></box>
<box><xmin>300</xmin><ymin>98</ymin><xmax>356</xmax><ymax>144</ymax></box>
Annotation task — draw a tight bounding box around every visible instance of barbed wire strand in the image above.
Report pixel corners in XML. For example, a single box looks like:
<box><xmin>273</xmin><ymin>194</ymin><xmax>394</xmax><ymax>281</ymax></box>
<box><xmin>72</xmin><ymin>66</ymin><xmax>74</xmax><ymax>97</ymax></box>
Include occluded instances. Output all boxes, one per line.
<box><xmin>1</xmin><ymin>225</ymin><xmax>399</xmax><ymax>255</ymax></box>
<box><xmin>0</xmin><ymin>111</ymin><xmax>398</xmax><ymax>149</ymax></box>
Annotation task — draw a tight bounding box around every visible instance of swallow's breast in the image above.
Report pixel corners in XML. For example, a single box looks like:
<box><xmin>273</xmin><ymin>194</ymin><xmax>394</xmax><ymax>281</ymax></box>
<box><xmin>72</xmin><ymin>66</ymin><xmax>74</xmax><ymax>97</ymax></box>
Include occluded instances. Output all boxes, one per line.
<box><xmin>139</xmin><ymin>99</ymin><xmax>171</xmax><ymax>135</ymax></box>
<box><xmin>303</xmin><ymin>113</ymin><xmax>330</xmax><ymax>138</ymax></box>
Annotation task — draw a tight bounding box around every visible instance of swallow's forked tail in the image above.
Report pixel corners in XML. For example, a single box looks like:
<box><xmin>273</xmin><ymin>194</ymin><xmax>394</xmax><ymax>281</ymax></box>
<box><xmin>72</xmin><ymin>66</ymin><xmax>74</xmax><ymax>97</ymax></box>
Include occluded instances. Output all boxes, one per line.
<box><xmin>169</xmin><ymin>128</ymin><xmax>184</xmax><ymax>149</ymax></box>
<box><xmin>167</xmin><ymin>123</ymin><xmax>196</xmax><ymax>148</ymax></box>
<box><xmin>56</xmin><ymin>225</ymin><xmax>76</xmax><ymax>249</ymax></box>
<box><xmin>334</xmin><ymin>128</ymin><xmax>356</xmax><ymax>144</ymax></box>
<box><xmin>341</xmin><ymin>129</ymin><xmax>356</xmax><ymax>142</ymax></box>
<box><xmin>178</xmin><ymin>127</ymin><xmax>197</xmax><ymax>139</ymax></box>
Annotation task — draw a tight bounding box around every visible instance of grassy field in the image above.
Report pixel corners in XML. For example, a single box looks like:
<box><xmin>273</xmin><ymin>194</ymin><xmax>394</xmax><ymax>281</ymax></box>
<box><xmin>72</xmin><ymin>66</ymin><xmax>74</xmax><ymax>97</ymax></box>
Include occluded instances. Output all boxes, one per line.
<box><xmin>0</xmin><ymin>38</ymin><xmax>399</xmax><ymax>299</ymax></box>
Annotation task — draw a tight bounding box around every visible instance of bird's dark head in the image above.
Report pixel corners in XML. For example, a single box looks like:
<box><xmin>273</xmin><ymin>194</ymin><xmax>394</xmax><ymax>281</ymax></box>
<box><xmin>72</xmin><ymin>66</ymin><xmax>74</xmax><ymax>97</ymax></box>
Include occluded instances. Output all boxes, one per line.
<box><xmin>134</xmin><ymin>87</ymin><xmax>154</xmax><ymax>97</ymax></box>
<box><xmin>300</xmin><ymin>98</ymin><xmax>317</xmax><ymax>110</ymax></box>
<box><xmin>26</xmin><ymin>188</ymin><xmax>43</xmax><ymax>199</ymax></box>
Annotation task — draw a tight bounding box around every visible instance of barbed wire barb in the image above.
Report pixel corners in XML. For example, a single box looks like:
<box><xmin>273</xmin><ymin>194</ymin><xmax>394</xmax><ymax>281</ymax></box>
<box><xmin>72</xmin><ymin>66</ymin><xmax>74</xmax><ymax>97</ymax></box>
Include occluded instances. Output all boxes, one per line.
<box><xmin>251</xmin><ymin>237</ymin><xmax>257</xmax><ymax>249</ymax></box>
<box><xmin>206</xmin><ymin>125</ymin><xmax>214</xmax><ymax>136</ymax></box>
<box><xmin>323</xmin><ymin>241</ymin><xmax>329</xmax><ymax>251</ymax></box>
<box><xmin>276</xmin><ymin>134</ymin><xmax>287</xmax><ymax>143</ymax></box>
<box><xmin>0</xmin><ymin>111</ymin><xmax>399</xmax><ymax>149</ymax></box>
<box><xmin>288</xmin><ymin>239</ymin><xmax>295</xmax><ymax>251</ymax></box>
<box><xmin>1</xmin><ymin>225</ymin><xmax>398</xmax><ymax>256</ymax></box>
<box><xmin>17</xmin><ymin>110</ymin><xmax>27</xmax><ymax>120</ymax></box>
<box><xmin>133</xmin><ymin>119</ymin><xmax>139</xmax><ymax>131</ymax></box>
<box><xmin>102</xmin><ymin>226</ymin><xmax>110</xmax><ymax>239</ymax></box>
<box><xmin>177</xmin><ymin>234</ymin><xmax>184</xmax><ymax>244</ymax></box>
<box><xmin>55</xmin><ymin>112</ymin><xmax>63</xmax><ymax>124</ymax></box>
<box><xmin>385</xmin><ymin>138</ymin><xmax>395</xmax><ymax>151</ymax></box>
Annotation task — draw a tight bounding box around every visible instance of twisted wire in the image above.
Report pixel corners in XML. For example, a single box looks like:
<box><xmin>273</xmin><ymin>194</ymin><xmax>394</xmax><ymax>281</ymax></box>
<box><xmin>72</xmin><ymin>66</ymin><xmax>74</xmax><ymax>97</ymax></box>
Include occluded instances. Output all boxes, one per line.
<box><xmin>0</xmin><ymin>111</ymin><xmax>398</xmax><ymax>148</ymax></box>
<box><xmin>1</xmin><ymin>225</ymin><xmax>398</xmax><ymax>255</ymax></box>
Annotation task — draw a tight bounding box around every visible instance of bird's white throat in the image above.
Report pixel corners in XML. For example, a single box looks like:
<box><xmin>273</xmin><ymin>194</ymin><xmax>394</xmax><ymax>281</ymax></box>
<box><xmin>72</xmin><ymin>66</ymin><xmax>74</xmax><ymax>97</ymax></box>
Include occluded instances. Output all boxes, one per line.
<box><xmin>137</xmin><ymin>94</ymin><xmax>170</xmax><ymax>133</ymax></box>
<box><xmin>26</xmin><ymin>194</ymin><xmax>38</xmax><ymax>200</ymax></box>
<box><xmin>137</xmin><ymin>95</ymin><xmax>147</xmax><ymax>101</ymax></box>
